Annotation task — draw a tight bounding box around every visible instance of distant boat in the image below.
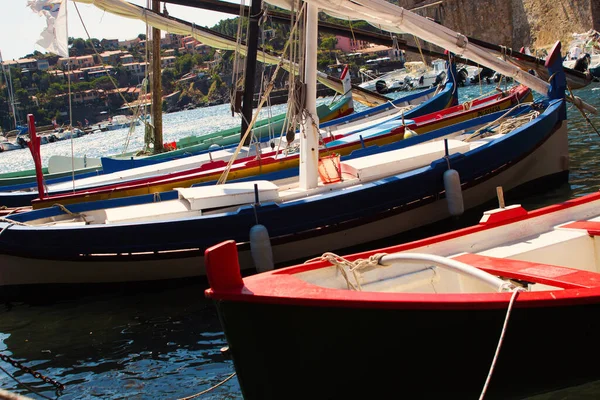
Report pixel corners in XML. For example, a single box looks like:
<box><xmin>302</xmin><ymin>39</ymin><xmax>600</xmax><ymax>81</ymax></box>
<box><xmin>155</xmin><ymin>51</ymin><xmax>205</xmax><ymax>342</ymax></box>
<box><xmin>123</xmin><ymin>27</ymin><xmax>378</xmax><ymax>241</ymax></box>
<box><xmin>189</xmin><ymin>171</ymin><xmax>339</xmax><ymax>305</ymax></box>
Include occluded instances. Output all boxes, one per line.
<box><xmin>100</xmin><ymin>115</ymin><xmax>141</xmax><ymax>131</ymax></box>
<box><xmin>0</xmin><ymin>135</ymin><xmax>22</xmax><ymax>152</ymax></box>
<box><xmin>360</xmin><ymin>59</ymin><xmax>448</xmax><ymax>94</ymax></box>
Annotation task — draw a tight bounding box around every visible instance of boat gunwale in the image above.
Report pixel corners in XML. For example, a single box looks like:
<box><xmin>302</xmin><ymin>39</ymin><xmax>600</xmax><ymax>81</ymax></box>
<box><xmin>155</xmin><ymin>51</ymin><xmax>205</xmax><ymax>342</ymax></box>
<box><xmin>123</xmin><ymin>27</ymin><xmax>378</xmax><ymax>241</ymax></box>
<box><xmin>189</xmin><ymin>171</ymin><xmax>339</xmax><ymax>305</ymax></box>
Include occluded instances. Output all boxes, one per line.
<box><xmin>205</xmin><ymin>190</ymin><xmax>600</xmax><ymax>309</ymax></box>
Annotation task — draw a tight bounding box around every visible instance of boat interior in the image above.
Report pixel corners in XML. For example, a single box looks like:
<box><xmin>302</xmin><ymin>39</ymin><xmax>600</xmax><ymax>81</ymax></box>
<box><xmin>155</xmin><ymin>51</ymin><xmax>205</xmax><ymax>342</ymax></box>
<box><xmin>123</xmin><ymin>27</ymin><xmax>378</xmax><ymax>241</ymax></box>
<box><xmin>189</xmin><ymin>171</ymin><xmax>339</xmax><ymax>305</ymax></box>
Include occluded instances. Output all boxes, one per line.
<box><xmin>295</xmin><ymin>216</ymin><xmax>600</xmax><ymax>295</ymax></box>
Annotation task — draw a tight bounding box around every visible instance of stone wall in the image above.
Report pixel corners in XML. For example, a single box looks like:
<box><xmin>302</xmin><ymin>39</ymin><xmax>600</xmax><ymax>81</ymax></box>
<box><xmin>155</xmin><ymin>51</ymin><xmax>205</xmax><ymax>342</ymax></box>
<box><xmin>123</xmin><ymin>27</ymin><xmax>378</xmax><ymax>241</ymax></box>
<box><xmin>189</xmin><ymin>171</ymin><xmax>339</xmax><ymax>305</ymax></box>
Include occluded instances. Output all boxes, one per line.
<box><xmin>397</xmin><ymin>0</ymin><xmax>599</xmax><ymax>57</ymax></box>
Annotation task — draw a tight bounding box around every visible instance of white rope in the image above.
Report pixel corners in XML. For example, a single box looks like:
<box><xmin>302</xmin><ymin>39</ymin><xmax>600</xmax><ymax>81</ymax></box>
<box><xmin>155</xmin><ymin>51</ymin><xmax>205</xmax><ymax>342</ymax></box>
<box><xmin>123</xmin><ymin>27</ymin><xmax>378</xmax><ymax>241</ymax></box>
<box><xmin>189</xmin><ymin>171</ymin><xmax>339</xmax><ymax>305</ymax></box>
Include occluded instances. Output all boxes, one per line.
<box><xmin>479</xmin><ymin>287</ymin><xmax>523</xmax><ymax>399</ymax></box>
<box><xmin>305</xmin><ymin>251</ymin><xmax>388</xmax><ymax>290</ymax></box>
<box><xmin>177</xmin><ymin>372</ymin><xmax>237</xmax><ymax>400</ymax></box>
<box><xmin>464</xmin><ymin>102</ymin><xmax>535</xmax><ymax>142</ymax></box>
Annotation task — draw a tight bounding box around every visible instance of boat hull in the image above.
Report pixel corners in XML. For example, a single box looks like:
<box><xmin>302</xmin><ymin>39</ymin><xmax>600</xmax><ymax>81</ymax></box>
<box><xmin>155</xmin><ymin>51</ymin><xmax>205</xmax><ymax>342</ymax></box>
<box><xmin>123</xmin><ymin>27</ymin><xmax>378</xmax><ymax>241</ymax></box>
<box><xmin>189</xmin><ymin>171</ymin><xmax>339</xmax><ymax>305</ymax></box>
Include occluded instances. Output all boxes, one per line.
<box><xmin>0</xmin><ymin>113</ymin><xmax>568</xmax><ymax>293</ymax></box>
<box><xmin>214</xmin><ymin>299</ymin><xmax>600</xmax><ymax>399</ymax></box>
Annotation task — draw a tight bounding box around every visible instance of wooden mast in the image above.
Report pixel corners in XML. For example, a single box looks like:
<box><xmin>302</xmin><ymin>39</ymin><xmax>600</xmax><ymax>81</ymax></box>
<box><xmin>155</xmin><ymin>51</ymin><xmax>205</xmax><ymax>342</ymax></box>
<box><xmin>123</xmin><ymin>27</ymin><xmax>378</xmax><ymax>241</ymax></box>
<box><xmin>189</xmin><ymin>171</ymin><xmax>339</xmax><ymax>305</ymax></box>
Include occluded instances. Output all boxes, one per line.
<box><xmin>151</xmin><ymin>0</ymin><xmax>164</xmax><ymax>153</ymax></box>
<box><xmin>240</xmin><ymin>0</ymin><xmax>262</xmax><ymax>145</ymax></box>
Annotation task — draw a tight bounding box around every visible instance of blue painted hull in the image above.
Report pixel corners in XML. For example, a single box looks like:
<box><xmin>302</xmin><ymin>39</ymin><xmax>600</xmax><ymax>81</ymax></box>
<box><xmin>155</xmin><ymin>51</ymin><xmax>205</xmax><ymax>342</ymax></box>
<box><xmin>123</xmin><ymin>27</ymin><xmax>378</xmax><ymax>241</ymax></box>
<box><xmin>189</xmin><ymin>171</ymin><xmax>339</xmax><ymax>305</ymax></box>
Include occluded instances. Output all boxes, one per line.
<box><xmin>0</xmin><ymin>100</ymin><xmax>566</xmax><ymax>270</ymax></box>
<box><xmin>100</xmin><ymin>84</ymin><xmax>455</xmax><ymax>174</ymax></box>
<box><xmin>0</xmin><ymin>82</ymin><xmax>457</xmax><ymax>208</ymax></box>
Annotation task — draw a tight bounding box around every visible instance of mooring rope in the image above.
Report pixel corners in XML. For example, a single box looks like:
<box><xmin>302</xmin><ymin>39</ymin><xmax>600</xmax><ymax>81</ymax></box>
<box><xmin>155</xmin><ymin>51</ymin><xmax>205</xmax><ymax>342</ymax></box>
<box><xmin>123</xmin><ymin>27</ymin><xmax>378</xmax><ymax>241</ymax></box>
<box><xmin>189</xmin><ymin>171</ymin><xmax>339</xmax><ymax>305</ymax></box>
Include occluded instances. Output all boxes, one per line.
<box><xmin>177</xmin><ymin>372</ymin><xmax>237</xmax><ymax>400</ymax></box>
<box><xmin>478</xmin><ymin>287</ymin><xmax>523</xmax><ymax>399</ymax></box>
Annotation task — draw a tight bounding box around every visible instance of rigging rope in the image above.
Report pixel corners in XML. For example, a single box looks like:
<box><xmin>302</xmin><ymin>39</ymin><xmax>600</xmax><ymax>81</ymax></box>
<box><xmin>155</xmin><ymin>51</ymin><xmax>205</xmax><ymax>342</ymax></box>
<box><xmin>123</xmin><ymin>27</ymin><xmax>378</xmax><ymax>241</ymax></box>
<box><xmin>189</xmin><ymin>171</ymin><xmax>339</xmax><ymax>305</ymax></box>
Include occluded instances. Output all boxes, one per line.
<box><xmin>216</xmin><ymin>3</ymin><xmax>307</xmax><ymax>185</ymax></box>
<box><xmin>465</xmin><ymin>102</ymin><xmax>536</xmax><ymax>142</ymax></box>
<box><xmin>72</xmin><ymin>1</ymin><xmax>143</xmax><ymax>148</ymax></box>
<box><xmin>413</xmin><ymin>35</ymin><xmax>427</xmax><ymax>66</ymax></box>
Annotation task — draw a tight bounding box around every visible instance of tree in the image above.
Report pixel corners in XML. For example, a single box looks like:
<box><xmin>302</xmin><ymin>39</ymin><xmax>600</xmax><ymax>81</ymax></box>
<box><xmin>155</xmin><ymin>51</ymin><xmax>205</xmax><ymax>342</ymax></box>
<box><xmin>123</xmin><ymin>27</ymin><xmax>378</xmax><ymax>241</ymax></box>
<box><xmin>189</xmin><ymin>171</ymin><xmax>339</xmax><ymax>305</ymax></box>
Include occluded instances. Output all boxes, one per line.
<box><xmin>72</xmin><ymin>38</ymin><xmax>86</xmax><ymax>53</ymax></box>
<box><xmin>48</xmin><ymin>82</ymin><xmax>65</xmax><ymax>96</ymax></box>
<box><xmin>162</xmin><ymin>68</ymin><xmax>177</xmax><ymax>93</ymax></box>
<box><xmin>175</xmin><ymin>54</ymin><xmax>194</xmax><ymax>76</ymax></box>
<box><xmin>320</xmin><ymin>36</ymin><xmax>338</xmax><ymax>50</ymax></box>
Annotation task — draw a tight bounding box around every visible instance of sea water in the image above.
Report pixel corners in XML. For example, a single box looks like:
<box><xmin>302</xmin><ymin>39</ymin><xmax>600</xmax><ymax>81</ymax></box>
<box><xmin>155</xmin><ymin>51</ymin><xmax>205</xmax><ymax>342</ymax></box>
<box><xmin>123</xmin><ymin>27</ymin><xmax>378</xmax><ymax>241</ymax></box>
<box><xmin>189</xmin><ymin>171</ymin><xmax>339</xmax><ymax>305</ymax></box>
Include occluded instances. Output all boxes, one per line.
<box><xmin>0</xmin><ymin>81</ymin><xmax>600</xmax><ymax>399</ymax></box>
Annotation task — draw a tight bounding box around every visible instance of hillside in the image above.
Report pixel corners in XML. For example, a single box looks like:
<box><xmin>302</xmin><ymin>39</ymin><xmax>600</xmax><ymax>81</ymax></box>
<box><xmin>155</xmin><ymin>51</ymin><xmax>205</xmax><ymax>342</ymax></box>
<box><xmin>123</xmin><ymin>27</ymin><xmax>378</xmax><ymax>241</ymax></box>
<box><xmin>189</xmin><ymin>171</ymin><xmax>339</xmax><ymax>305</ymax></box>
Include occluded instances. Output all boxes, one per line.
<box><xmin>399</xmin><ymin>0</ymin><xmax>600</xmax><ymax>53</ymax></box>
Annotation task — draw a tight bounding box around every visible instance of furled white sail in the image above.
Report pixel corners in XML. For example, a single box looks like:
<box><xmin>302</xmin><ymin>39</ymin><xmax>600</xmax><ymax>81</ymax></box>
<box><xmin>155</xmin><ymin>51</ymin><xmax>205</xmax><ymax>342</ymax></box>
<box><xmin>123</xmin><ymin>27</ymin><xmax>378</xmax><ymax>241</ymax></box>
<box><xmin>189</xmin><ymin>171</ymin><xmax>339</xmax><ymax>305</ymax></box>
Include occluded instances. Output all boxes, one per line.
<box><xmin>268</xmin><ymin>0</ymin><xmax>596</xmax><ymax>113</ymax></box>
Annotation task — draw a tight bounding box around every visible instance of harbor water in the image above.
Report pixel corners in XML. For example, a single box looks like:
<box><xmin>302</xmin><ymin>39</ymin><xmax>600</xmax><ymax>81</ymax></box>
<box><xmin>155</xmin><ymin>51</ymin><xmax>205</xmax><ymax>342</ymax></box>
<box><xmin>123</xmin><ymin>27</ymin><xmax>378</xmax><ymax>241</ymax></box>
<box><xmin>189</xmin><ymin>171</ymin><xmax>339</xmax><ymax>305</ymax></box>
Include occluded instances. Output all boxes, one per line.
<box><xmin>1</xmin><ymin>81</ymin><xmax>600</xmax><ymax>399</ymax></box>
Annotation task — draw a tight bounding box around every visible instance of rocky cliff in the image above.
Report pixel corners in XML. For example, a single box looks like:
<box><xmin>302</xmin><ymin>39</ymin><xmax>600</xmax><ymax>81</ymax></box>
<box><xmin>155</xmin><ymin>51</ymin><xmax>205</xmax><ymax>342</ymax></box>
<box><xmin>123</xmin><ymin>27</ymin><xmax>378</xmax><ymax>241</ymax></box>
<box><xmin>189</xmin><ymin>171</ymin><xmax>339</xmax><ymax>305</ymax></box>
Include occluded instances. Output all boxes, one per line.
<box><xmin>399</xmin><ymin>0</ymin><xmax>599</xmax><ymax>55</ymax></box>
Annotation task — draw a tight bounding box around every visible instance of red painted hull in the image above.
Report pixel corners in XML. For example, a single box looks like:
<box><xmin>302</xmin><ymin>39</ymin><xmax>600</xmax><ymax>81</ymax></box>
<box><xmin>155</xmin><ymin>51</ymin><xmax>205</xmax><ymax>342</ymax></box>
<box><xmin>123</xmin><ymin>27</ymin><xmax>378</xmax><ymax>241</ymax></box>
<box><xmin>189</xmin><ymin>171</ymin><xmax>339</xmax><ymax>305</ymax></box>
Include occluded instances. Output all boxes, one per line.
<box><xmin>205</xmin><ymin>191</ymin><xmax>600</xmax><ymax>399</ymax></box>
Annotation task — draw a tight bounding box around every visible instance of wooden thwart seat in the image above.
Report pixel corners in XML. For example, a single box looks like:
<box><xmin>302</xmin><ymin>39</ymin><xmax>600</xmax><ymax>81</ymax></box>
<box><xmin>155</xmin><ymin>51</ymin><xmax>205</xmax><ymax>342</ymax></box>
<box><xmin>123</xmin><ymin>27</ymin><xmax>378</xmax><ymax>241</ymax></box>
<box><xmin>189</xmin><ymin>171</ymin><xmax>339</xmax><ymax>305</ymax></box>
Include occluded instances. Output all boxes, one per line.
<box><xmin>451</xmin><ymin>253</ymin><xmax>600</xmax><ymax>289</ymax></box>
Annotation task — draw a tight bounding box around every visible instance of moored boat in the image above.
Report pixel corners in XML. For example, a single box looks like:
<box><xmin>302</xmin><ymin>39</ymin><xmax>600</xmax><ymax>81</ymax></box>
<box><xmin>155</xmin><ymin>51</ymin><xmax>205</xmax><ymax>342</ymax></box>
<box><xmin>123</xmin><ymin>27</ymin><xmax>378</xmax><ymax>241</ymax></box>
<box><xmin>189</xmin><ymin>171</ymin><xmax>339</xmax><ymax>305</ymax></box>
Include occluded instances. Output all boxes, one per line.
<box><xmin>0</xmin><ymin>84</ymin><xmax>566</xmax><ymax>297</ymax></box>
<box><xmin>25</xmin><ymin>79</ymin><xmax>530</xmax><ymax>210</ymax></box>
<box><xmin>204</xmin><ymin>187</ymin><xmax>600</xmax><ymax>399</ymax></box>
<box><xmin>0</xmin><ymin>68</ymin><xmax>462</xmax><ymax>208</ymax></box>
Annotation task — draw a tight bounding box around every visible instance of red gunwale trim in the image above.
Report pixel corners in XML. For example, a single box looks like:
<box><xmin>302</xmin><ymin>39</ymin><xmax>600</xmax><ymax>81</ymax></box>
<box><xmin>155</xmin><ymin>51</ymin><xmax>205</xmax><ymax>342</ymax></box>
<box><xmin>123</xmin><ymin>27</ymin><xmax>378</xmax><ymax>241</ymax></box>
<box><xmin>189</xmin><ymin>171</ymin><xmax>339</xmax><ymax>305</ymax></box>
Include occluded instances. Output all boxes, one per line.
<box><xmin>205</xmin><ymin>271</ymin><xmax>600</xmax><ymax>310</ymax></box>
<box><xmin>206</xmin><ymin>192</ymin><xmax>600</xmax><ymax>310</ymax></box>
<box><xmin>561</xmin><ymin>221</ymin><xmax>600</xmax><ymax>236</ymax></box>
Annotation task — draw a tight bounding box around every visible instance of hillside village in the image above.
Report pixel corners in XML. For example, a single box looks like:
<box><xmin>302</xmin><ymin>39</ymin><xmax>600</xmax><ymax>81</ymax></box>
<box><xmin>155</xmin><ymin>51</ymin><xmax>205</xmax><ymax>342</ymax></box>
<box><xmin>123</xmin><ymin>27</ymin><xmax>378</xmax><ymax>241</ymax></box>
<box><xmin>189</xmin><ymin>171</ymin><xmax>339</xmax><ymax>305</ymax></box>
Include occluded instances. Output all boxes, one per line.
<box><xmin>0</xmin><ymin>18</ymin><xmax>405</xmax><ymax>133</ymax></box>
<box><xmin>3</xmin><ymin>0</ymin><xmax>598</xmax><ymax>133</ymax></box>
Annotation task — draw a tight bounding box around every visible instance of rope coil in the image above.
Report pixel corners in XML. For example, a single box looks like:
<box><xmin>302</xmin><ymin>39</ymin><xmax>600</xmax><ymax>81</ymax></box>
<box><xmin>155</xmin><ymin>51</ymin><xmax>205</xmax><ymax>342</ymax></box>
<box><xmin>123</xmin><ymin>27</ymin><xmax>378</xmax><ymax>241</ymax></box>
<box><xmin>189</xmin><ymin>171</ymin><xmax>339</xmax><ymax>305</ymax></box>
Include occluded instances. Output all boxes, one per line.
<box><xmin>305</xmin><ymin>252</ymin><xmax>388</xmax><ymax>291</ymax></box>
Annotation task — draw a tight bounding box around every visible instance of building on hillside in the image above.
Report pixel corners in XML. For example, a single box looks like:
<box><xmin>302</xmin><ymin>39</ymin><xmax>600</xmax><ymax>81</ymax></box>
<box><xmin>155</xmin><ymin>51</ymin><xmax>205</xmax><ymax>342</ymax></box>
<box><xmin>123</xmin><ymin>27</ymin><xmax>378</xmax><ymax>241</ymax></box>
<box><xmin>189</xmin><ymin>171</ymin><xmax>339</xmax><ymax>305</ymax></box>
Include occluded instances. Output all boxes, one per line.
<box><xmin>1</xmin><ymin>60</ymin><xmax>18</xmax><ymax>69</ymax></box>
<box><xmin>196</xmin><ymin>44</ymin><xmax>211</xmax><ymax>54</ymax></box>
<box><xmin>99</xmin><ymin>50</ymin><xmax>130</xmax><ymax>66</ymax></box>
<box><xmin>2</xmin><ymin>58</ymin><xmax>39</xmax><ymax>71</ymax></box>
<box><xmin>17</xmin><ymin>58</ymin><xmax>38</xmax><ymax>71</ymax></box>
<box><xmin>47</xmin><ymin>69</ymin><xmax>85</xmax><ymax>81</ymax></box>
<box><xmin>334</xmin><ymin>36</ymin><xmax>370</xmax><ymax>52</ymax></box>
<box><xmin>36</xmin><ymin>59</ymin><xmax>50</xmax><ymax>71</ymax></box>
<box><xmin>101</xmin><ymin>39</ymin><xmax>120</xmax><ymax>49</ymax></box>
<box><xmin>81</xmin><ymin>65</ymin><xmax>114</xmax><ymax>79</ymax></box>
<box><xmin>71</xmin><ymin>89</ymin><xmax>105</xmax><ymax>104</ymax></box>
<box><xmin>179</xmin><ymin>36</ymin><xmax>206</xmax><ymax>53</ymax></box>
<box><xmin>161</xmin><ymin>56</ymin><xmax>176</xmax><ymax>69</ymax></box>
<box><xmin>355</xmin><ymin>44</ymin><xmax>397</xmax><ymax>59</ymax></box>
<box><xmin>118</xmin><ymin>37</ymin><xmax>142</xmax><ymax>49</ymax></box>
<box><xmin>120</xmin><ymin>54</ymin><xmax>135</xmax><ymax>64</ymax></box>
<box><xmin>122</xmin><ymin>62</ymin><xmax>148</xmax><ymax>78</ymax></box>
<box><xmin>57</xmin><ymin>55</ymin><xmax>96</xmax><ymax>69</ymax></box>
<box><xmin>163</xmin><ymin>33</ymin><xmax>184</xmax><ymax>49</ymax></box>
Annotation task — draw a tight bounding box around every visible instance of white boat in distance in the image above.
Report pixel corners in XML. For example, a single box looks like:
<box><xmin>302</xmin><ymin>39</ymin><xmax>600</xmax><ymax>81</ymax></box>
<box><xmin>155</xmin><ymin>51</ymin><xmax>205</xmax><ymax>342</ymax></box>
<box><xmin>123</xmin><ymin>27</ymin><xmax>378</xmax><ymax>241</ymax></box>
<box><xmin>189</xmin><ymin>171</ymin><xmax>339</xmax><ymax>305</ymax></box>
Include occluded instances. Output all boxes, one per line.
<box><xmin>101</xmin><ymin>115</ymin><xmax>141</xmax><ymax>131</ymax></box>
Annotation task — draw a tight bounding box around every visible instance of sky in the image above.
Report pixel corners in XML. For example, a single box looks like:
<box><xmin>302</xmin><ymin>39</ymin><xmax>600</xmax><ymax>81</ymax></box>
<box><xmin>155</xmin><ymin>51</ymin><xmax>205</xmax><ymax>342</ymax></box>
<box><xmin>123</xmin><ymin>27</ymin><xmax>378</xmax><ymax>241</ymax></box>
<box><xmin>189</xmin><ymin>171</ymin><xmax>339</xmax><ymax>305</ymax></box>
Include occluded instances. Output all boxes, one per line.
<box><xmin>0</xmin><ymin>0</ymin><xmax>234</xmax><ymax>61</ymax></box>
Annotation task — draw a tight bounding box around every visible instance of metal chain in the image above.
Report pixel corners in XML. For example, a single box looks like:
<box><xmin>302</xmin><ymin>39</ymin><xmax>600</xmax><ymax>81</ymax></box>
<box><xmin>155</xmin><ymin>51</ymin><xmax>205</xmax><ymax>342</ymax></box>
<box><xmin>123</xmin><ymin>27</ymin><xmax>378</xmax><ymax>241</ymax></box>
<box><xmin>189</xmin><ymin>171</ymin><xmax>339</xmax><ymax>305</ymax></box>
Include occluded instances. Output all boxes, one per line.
<box><xmin>0</xmin><ymin>353</ymin><xmax>66</xmax><ymax>391</ymax></box>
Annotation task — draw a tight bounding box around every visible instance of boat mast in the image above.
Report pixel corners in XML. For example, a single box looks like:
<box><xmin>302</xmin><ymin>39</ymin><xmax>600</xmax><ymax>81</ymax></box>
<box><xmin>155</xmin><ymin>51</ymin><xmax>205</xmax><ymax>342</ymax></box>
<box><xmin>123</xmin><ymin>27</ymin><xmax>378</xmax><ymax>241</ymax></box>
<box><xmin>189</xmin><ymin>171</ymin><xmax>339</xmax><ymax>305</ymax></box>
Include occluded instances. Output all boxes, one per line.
<box><xmin>240</xmin><ymin>0</ymin><xmax>262</xmax><ymax>145</ymax></box>
<box><xmin>151</xmin><ymin>0</ymin><xmax>164</xmax><ymax>153</ymax></box>
<box><xmin>0</xmin><ymin>52</ymin><xmax>18</xmax><ymax>129</ymax></box>
<box><xmin>299</xmin><ymin>2</ymin><xmax>319</xmax><ymax>190</ymax></box>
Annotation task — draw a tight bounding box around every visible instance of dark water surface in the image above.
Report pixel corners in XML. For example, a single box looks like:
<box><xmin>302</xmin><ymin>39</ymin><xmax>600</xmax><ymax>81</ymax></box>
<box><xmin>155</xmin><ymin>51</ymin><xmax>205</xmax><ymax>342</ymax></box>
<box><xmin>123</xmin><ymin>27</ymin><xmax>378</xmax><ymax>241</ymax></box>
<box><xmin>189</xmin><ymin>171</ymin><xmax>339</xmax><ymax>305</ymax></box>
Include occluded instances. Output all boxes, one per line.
<box><xmin>1</xmin><ymin>81</ymin><xmax>600</xmax><ymax>399</ymax></box>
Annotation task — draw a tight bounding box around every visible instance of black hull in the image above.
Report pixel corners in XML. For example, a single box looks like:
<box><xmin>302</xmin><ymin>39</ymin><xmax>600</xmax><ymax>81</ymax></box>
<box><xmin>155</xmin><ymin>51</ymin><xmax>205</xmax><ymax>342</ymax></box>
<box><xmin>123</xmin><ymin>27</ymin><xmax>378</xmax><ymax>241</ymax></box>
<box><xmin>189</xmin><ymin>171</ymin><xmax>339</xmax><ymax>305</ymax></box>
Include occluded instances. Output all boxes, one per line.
<box><xmin>216</xmin><ymin>301</ymin><xmax>600</xmax><ymax>399</ymax></box>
